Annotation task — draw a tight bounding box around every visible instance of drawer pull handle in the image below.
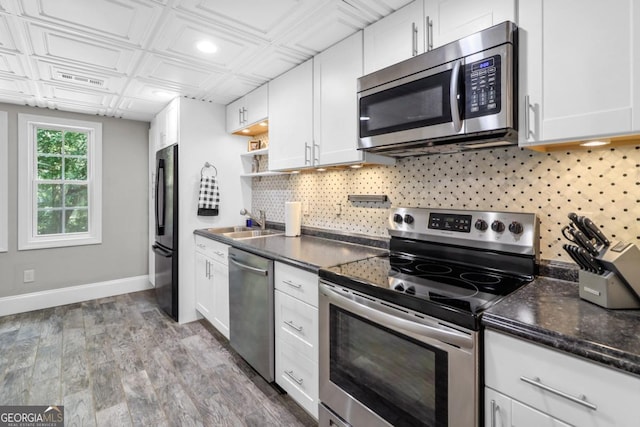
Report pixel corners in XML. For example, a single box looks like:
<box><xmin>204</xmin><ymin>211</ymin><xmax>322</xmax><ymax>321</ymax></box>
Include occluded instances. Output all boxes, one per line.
<box><xmin>284</xmin><ymin>320</ymin><xmax>303</xmax><ymax>332</ymax></box>
<box><xmin>214</xmin><ymin>251</ymin><xmax>224</xmax><ymax>256</ymax></box>
<box><xmin>520</xmin><ymin>376</ymin><xmax>597</xmax><ymax>411</ymax></box>
<box><xmin>197</xmin><ymin>244</ymin><xmax>206</xmax><ymax>249</ymax></box>
<box><xmin>283</xmin><ymin>280</ymin><xmax>302</xmax><ymax>289</ymax></box>
<box><xmin>285</xmin><ymin>370</ymin><xmax>304</xmax><ymax>385</ymax></box>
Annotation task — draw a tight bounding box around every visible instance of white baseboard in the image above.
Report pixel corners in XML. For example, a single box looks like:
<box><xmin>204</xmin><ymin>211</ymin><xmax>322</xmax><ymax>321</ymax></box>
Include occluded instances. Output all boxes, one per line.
<box><xmin>0</xmin><ymin>275</ymin><xmax>153</xmax><ymax>316</ymax></box>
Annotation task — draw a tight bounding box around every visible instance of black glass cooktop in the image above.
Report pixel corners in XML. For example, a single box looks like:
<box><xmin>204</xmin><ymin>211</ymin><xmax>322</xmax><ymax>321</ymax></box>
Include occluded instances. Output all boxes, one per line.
<box><xmin>319</xmin><ymin>253</ymin><xmax>532</xmax><ymax>330</ymax></box>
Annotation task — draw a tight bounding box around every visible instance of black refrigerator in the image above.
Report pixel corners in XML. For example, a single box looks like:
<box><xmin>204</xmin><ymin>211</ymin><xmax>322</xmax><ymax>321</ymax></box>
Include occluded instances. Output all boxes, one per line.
<box><xmin>152</xmin><ymin>144</ymin><xmax>178</xmax><ymax>321</ymax></box>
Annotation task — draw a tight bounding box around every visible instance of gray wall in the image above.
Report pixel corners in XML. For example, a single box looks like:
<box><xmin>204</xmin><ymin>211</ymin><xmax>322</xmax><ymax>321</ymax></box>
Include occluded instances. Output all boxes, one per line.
<box><xmin>0</xmin><ymin>103</ymin><xmax>149</xmax><ymax>298</ymax></box>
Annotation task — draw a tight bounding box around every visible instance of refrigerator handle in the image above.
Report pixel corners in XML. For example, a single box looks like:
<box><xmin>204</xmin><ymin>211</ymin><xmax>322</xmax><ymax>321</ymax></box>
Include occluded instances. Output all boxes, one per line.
<box><xmin>152</xmin><ymin>244</ymin><xmax>173</xmax><ymax>257</ymax></box>
<box><xmin>155</xmin><ymin>158</ymin><xmax>166</xmax><ymax>236</ymax></box>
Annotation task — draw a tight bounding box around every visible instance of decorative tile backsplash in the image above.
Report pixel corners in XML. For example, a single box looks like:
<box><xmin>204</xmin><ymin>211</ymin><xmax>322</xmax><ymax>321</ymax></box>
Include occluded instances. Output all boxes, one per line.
<box><xmin>251</xmin><ymin>143</ymin><xmax>639</xmax><ymax>262</ymax></box>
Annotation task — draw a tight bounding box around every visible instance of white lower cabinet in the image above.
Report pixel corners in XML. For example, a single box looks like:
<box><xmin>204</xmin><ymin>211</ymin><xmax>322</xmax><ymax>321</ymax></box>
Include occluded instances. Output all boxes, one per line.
<box><xmin>274</xmin><ymin>262</ymin><xmax>319</xmax><ymax>419</ymax></box>
<box><xmin>485</xmin><ymin>387</ymin><xmax>571</xmax><ymax>427</ymax></box>
<box><xmin>194</xmin><ymin>236</ymin><xmax>230</xmax><ymax>339</ymax></box>
<box><xmin>485</xmin><ymin>330</ymin><xmax>640</xmax><ymax>427</ymax></box>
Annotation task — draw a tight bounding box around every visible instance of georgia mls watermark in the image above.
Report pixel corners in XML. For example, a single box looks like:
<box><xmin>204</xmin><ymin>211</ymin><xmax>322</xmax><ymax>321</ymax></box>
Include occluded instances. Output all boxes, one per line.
<box><xmin>0</xmin><ymin>406</ymin><xmax>63</xmax><ymax>427</ymax></box>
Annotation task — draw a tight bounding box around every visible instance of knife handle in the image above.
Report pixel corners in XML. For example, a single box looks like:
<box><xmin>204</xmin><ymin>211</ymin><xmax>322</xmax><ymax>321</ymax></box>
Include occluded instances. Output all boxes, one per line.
<box><xmin>576</xmin><ymin>247</ymin><xmax>603</xmax><ymax>274</ymax></box>
<box><xmin>582</xmin><ymin>217</ymin><xmax>610</xmax><ymax>247</ymax></box>
<box><xmin>563</xmin><ymin>244</ymin><xmax>588</xmax><ymax>271</ymax></box>
<box><xmin>571</xmin><ymin>228</ymin><xmax>600</xmax><ymax>256</ymax></box>
<box><xmin>568</xmin><ymin>212</ymin><xmax>593</xmax><ymax>238</ymax></box>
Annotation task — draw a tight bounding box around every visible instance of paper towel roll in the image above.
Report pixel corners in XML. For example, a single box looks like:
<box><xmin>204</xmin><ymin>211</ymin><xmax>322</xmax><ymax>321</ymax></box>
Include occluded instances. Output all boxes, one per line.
<box><xmin>285</xmin><ymin>201</ymin><xmax>302</xmax><ymax>237</ymax></box>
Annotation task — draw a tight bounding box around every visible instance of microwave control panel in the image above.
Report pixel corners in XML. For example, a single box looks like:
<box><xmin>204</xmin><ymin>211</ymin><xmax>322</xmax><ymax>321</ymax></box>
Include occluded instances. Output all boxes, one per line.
<box><xmin>465</xmin><ymin>54</ymin><xmax>501</xmax><ymax>118</ymax></box>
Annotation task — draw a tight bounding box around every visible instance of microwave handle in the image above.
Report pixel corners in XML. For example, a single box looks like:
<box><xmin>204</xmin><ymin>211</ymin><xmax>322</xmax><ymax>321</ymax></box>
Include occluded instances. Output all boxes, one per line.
<box><xmin>450</xmin><ymin>60</ymin><xmax>463</xmax><ymax>133</ymax></box>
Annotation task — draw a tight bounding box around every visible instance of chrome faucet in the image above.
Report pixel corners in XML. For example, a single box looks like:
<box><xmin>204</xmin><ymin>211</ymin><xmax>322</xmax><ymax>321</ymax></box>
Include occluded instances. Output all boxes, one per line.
<box><xmin>240</xmin><ymin>208</ymin><xmax>266</xmax><ymax>230</ymax></box>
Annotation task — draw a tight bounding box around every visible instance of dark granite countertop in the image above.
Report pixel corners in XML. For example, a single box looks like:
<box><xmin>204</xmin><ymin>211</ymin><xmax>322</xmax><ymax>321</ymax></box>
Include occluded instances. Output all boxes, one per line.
<box><xmin>194</xmin><ymin>228</ymin><xmax>388</xmax><ymax>273</ymax></box>
<box><xmin>483</xmin><ymin>276</ymin><xmax>640</xmax><ymax>377</ymax></box>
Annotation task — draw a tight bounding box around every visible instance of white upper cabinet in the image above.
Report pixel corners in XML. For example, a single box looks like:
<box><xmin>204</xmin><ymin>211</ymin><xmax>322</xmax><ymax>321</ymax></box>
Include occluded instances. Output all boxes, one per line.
<box><xmin>424</xmin><ymin>0</ymin><xmax>515</xmax><ymax>48</ymax></box>
<box><xmin>364</xmin><ymin>0</ymin><xmax>515</xmax><ymax>74</ymax></box>
<box><xmin>225</xmin><ymin>84</ymin><xmax>268</xmax><ymax>133</ymax></box>
<box><xmin>268</xmin><ymin>59</ymin><xmax>314</xmax><ymax>171</ymax></box>
<box><xmin>314</xmin><ymin>31</ymin><xmax>391</xmax><ymax>167</ymax></box>
<box><xmin>364</xmin><ymin>1</ymin><xmax>425</xmax><ymax>74</ymax></box>
<box><xmin>156</xmin><ymin>98</ymin><xmax>179</xmax><ymax>149</ymax></box>
<box><xmin>519</xmin><ymin>0</ymin><xmax>640</xmax><ymax>146</ymax></box>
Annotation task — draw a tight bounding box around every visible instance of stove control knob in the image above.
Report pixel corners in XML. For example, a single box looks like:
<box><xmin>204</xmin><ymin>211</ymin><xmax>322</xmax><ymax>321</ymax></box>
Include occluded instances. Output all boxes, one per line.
<box><xmin>393</xmin><ymin>213</ymin><xmax>403</xmax><ymax>224</ymax></box>
<box><xmin>403</xmin><ymin>214</ymin><xmax>415</xmax><ymax>224</ymax></box>
<box><xmin>405</xmin><ymin>285</ymin><xmax>416</xmax><ymax>295</ymax></box>
<box><xmin>393</xmin><ymin>283</ymin><xmax>405</xmax><ymax>292</ymax></box>
<box><xmin>509</xmin><ymin>221</ymin><xmax>524</xmax><ymax>235</ymax></box>
<box><xmin>474</xmin><ymin>219</ymin><xmax>488</xmax><ymax>231</ymax></box>
<box><xmin>491</xmin><ymin>220</ymin><xmax>505</xmax><ymax>233</ymax></box>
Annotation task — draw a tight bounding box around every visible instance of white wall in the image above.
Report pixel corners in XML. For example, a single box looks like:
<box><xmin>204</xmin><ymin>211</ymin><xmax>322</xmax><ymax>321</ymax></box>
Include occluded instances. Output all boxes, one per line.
<box><xmin>175</xmin><ymin>98</ymin><xmax>248</xmax><ymax>323</ymax></box>
<box><xmin>0</xmin><ymin>103</ymin><xmax>149</xmax><ymax>299</ymax></box>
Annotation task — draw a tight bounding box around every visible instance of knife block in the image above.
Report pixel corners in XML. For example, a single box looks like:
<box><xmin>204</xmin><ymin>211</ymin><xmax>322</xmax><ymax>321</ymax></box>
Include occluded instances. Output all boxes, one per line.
<box><xmin>579</xmin><ymin>270</ymin><xmax>640</xmax><ymax>309</ymax></box>
<box><xmin>596</xmin><ymin>242</ymin><xmax>640</xmax><ymax>299</ymax></box>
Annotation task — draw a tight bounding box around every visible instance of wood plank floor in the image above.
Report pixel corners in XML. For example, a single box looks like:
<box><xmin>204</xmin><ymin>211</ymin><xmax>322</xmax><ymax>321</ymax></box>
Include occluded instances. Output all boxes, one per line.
<box><xmin>0</xmin><ymin>289</ymin><xmax>317</xmax><ymax>426</ymax></box>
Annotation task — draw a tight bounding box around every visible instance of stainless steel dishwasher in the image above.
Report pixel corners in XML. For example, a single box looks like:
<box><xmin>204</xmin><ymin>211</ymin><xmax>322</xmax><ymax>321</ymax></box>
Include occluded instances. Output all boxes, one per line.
<box><xmin>228</xmin><ymin>247</ymin><xmax>275</xmax><ymax>382</ymax></box>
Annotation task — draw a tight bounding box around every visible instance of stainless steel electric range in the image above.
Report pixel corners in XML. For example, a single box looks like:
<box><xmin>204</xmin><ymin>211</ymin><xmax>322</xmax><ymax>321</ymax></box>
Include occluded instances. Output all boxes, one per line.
<box><xmin>318</xmin><ymin>207</ymin><xmax>539</xmax><ymax>427</ymax></box>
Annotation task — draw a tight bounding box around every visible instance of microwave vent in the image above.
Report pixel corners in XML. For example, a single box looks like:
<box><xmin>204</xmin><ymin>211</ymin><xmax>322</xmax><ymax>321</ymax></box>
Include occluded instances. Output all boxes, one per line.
<box><xmin>55</xmin><ymin>71</ymin><xmax>105</xmax><ymax>88</ymax></box>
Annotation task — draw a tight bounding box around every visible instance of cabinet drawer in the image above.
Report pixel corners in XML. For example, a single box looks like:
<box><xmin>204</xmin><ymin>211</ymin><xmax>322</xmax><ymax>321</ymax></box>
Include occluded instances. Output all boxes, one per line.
<box><xmin>485</xmin><ymin>330</ymin><xmax>640</xmax><ymax>426</ymax></box>
<box><xmin>194</xmin><ymin>235</ymin><xmax>229</xmax><ymax>265</ymax></box>
<box><xmin>276</xmin><ymin>339</ymin><xmax>318</xmax><ymax>419</ymax></box>
<box><xmin>275</xmin><ymin>262</ymin><xmax>318</xmax><ymax>307</ymax></box>
<box><xmin>275</xmin><ymin>290</ymin><xmax>318</xmax><ymax>362</ymax></box>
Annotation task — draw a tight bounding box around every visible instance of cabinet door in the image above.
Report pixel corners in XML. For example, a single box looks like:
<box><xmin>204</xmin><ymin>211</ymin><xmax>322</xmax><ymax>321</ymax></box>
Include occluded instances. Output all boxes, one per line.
<box><xmin>225</xmin><ymin>97</ymin><xmax>244</xmax><ymax>133</ymax></box>
<box><xmin>244</xmin><ymin>84</ymin><xmax>268</xmax><ymax>127</ymax></box>
<box><xmin>424</xmin><ymin>0</ymin><xmax>515</xmax><ymax>49</ymax></box>
<box><xmin>164</xmin><ymin>99</ymin><xmax>179</xmax><ymax>146</ymax></box>
<box><xmin>519</xmin><ymin>0</ymin><xmax>635</xmax><ymax>145</ymax></box>
<box><xmin>211</xmin><ymin>259</ymin><xmax>230</xmax><ymax>339</ymax></box>
<box><xmin>313</xmin><ymin>31</ymin><xmax>363</xmax><ymax>166</ymax></box>
<box><xmin>363</xmin><ymin>0</ymin><xmax>424</xmax><ymax>74</ymax></box>
<box><xmin>511</xmin><ymin>401</ymin><xmax>571</xmax><ymax>427</ymax></box>
<box><xmin>484</xmin><ymin>388</ymin><xmax>511</xmax><ymax>427</ymax></box>
<box><xmin>194</xmin><ymin>251</ymin><xmax>214</xmax><ymax>321</ymax></box>
<box><xmin>268</xmin><ymin>59</ymin><xmax>313</xmax><ymax>171</ymax></box>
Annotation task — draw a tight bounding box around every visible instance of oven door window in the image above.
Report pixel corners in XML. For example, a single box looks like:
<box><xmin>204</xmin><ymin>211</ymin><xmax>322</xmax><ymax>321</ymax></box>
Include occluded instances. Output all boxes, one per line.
<box><xmin>359</xmin><ymin>70</ymin><xmax>453</xmax><ymax>138</ymax></box>
<box><xmin>330</xmin><ymin>305</ymin><xmax>448</xmax><ymax>427</ymax></box>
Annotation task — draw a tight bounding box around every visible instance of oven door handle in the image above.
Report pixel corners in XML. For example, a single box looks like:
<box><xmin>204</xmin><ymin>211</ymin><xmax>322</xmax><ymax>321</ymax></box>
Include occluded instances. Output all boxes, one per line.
<box><xmin>320</xmin><ymin>283</ymin><xmax>474</xmax><ymax>350</ymax></box>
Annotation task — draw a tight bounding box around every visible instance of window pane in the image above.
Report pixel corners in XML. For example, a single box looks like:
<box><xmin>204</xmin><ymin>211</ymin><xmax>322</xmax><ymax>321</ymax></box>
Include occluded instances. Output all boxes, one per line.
<box><xmin>37</xmin><ymin>156</ymin><xmax>62</xmax><ymax>180</ymax></box>
<box><xmin>37</xmin><ymin>184</ymin><xmax>63</xmax><ymax>209</ymax></box>
<box><xmin>65</xmin><ymin>208</ymin><xmax>88</xmax><ymax>233</ymax></box>
<box><xmin>64</xmin><ymin>131</ymin><xmax>88</xmax><ymax>155</ymax></box>
<box><xmin>37</xmin><ymin>129</ymin><xmax>63</xmax><ymax>154</ymax></box>
<box><xmin>37</xmin><ymin>209</ymin><xmax>63</xmax><ymax>235</ymax></box>
<box><xmin>64</xmin><ymin>157</ymin><xmax>87</xmax><ymax>180</ymax></box>
<box><xmin>65</xmin><ymin>184</ymin><xmax>88</xmax><ymax>207</ymax></box>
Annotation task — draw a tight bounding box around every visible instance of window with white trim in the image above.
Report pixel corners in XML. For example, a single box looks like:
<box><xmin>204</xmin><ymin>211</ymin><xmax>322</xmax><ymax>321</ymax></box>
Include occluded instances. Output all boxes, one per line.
<box><xmin>18</xmin><ymin>114</ymin><xmax>102</xmax><ymax>250</ymax></box>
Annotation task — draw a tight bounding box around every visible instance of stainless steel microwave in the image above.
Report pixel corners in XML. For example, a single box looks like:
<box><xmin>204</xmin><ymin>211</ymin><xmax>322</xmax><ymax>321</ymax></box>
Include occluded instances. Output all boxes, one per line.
<box><xmin>358</xmin><ymin>21</ymin><xmax>518</xmax><ymax>157</ymax></box>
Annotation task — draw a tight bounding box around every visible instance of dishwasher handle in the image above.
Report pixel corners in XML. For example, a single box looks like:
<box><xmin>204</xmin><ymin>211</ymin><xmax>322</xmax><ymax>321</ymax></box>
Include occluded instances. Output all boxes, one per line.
<box><xmin>229</xmin><ymin>256</ymin><xmax>269</xmax><ymax>276</ymax></box>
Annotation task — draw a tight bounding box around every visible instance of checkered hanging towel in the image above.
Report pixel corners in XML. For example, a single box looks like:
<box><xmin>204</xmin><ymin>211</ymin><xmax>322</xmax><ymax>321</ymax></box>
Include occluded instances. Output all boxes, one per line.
<box><xmin>198</xmin><ymin>175</ymin><xmax>219</xmax><ymax>216</ymax></box>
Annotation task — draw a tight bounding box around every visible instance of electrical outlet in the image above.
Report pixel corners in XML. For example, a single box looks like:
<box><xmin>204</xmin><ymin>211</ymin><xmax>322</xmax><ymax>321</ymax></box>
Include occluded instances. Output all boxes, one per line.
<box><xmin>23</xmin><ymin>269</ymin><xmax>35</xmax><ymax>283</ymax></box>
<box><xmin>302</xmin><ymin>200</ymin><xmax>309</xmax><ymax>215</ymax></box>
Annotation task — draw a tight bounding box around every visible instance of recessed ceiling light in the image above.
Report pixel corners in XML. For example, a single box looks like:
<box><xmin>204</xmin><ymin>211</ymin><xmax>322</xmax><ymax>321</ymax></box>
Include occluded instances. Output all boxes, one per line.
<box><xmin>580</xmin><ymin>140</ymin><xmax>610</xmax><ymax>147</ymax></box>
<box><xmin>196</xmin><ymin>40</ymin><xmax>218</xmax><ymax>54</ymax></box>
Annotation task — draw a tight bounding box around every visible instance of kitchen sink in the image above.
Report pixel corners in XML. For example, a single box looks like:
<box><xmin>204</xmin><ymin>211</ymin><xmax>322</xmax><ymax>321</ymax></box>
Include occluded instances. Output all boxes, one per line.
<box><xmin>207</xmin><ymin>225</ymin><xmax>253</xmax><ymax>234</ymax></box>
<box><xmin>222</xmin><ymin>229</ymin><xmax>283</xmax><ymax>239</ymax></box>
<box><xmin>206</xmin><ymin>226</ymin><xmax>283</xmax><ymax>240</ymax></box>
